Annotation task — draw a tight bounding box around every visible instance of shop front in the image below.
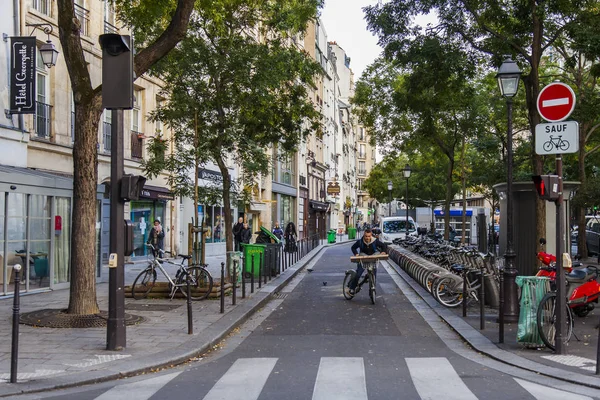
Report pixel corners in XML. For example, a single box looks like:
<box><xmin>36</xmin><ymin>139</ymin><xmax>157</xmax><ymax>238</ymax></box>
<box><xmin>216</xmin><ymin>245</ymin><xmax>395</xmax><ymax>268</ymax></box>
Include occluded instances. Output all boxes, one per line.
<box><xmin>130</xmin><ymin>185</ymin><xmax>174</xmax><ymax>258</ymax></box>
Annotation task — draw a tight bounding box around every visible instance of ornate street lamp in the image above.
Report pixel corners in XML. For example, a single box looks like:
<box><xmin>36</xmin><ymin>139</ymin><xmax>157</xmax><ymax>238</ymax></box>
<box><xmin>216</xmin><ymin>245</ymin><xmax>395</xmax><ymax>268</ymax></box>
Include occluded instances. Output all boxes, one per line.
<box><xmin>387</xmin><ymin>181</ymin><xmax>393</xmax><ymax>217</ymax></box>
<box><xmin>496</xmin><ymin>56</ymin><xmax>522</xmax><ymax>326</ymax></box>
<box><xmin>26</xmin><ymin>23</ymin><xmax>59</xmax><ymax>68</ymax></box>
<box><xmin>403</xmin><ymin>164</ymin><xmax>411</xmax><ymax>236</ymax></box>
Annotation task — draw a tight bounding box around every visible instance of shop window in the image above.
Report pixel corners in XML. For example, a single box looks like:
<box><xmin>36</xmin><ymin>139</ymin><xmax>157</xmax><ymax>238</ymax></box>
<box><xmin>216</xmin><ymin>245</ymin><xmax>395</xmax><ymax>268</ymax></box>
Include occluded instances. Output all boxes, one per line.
<box><xmin>54</xmin><ymin>197</ymin><xmax>71</xmax><ymax>284</ymax></box>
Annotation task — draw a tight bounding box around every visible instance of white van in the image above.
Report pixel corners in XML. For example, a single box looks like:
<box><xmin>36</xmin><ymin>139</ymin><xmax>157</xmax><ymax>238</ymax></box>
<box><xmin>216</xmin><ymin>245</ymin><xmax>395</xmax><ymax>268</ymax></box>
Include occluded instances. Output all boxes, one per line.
<box><xmin>379</xmin><ymin>216</ymin><xmax>419</xmax><ymax>244</ymax></box>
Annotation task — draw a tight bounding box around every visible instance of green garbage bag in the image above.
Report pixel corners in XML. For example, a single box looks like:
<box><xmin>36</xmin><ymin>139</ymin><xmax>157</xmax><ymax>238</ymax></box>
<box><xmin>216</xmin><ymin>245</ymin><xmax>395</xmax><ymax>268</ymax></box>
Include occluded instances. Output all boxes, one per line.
<box><xmin>515</xmin><ymin>276</ymin><xmax>551</xmax><ymax>346</ymax></box>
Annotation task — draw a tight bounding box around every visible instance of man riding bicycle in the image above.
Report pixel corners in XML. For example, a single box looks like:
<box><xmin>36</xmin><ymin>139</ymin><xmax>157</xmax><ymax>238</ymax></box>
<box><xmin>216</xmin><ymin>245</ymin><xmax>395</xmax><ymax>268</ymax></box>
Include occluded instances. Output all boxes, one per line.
<box><xmin>348</xmin><ymin>228</ymin><xmax>387</xmax><ymax>295</ymax></box>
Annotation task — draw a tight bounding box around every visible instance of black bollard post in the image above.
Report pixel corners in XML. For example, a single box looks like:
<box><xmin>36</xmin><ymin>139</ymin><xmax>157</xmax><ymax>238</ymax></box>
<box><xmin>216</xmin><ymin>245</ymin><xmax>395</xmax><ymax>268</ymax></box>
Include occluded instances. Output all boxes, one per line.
<box><xmin>242</xmin><ymin>257</ymin><xmax>246</xmax><ymax>299</ymax></box>
<box><xmin>597</xmin><ymin>315</ymin><xmax>600</xmax><ymax>374</ymax></box>
<box><xmin>232</xmin><ymin>259</ymin><xmax>237</xmax><ymax>306</ymax></box>
<box><xmin>480</xmin><ymin>266</ymin><xmax>485</xmax><ymax>330</ymax></box>
<box><xmin>258</xmin><ymin>254</ymin><xmax>262</xmax><ymax>289</ymax></box>
<box><xmin>251</xmin><ymin>254</ymin><xmax>255</xmax><ymax>294</ymax></box>
<box><xmin>187</xmin><ymin>273</ymin><xmax>193</xmax><ymax>334</ymax></box>
<box><xmin>263</xmin><ymin>251</ymin><xmax>267</xmax><ymax>285</ymax></box>
<box><xmin>462</xmin><ymin>269</ymin><xmax>468</xmax><ymax>318</ymax></box>
<box><xmin>268</xmin><ymin>248</ymin><xmax>272</xmax><ymax>281</ymax></box>
<box><xmin>220</xmin><ymin>262</ymin><xmax>225</xmax><ymax>314</ymax></box>
<box><xmin>10</xmin><ymin>264</ymin><xmax>22</xmax><ymax>384</ymax></box>
<box><xmin>499</xmin><ymin>264</ymin><xmax>505</xmax><ymax>343</ymax></box>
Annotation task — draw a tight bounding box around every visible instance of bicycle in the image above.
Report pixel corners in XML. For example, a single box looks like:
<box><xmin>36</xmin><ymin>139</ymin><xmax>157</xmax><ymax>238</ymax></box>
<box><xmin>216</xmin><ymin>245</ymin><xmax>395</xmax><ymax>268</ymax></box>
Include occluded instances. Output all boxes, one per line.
<box><xmin>431</xmin><ymin>265</ymin><xmax>483</xmax><ymax>308</ymax></box>
<box><xmin>543</xmin><ymin>135</ymin><xmax>570</xmax><ymax>152</ymax></box>
<box><xmin>536</xmin><ymin>292</ymin><xmax>574</xmax><ymax>351</ymax></box>
<box><xmin>132</xmin><ymin>244</ymin><xmax>214</xmax><ymax>300</ymax></box>
<box><xmin>343</xmin><ymin>254</ymin><xmax>388</xmax><ymax>304</ymax></box>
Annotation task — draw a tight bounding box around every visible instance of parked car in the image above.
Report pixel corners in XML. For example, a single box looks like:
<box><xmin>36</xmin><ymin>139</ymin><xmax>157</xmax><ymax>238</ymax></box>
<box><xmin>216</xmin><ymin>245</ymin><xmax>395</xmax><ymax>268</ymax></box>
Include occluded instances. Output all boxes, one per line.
<box><xmin>379</xmin><ymin>216</ymin><xmax>419</xmax><ymax>244</ymax></box>
<box><xmin>585</xmin><ymin>216</ymin><xmax>600</xmax><ymax>255</ymax></box>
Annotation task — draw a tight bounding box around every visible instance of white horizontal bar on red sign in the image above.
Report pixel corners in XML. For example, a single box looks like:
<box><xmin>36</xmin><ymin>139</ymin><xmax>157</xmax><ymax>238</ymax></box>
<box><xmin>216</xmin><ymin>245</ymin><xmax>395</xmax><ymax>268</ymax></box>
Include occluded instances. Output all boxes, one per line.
<box><xmin>542</xmin><ymin>98</ymin><xmax>569</xmax><ymax>107</ymax></box>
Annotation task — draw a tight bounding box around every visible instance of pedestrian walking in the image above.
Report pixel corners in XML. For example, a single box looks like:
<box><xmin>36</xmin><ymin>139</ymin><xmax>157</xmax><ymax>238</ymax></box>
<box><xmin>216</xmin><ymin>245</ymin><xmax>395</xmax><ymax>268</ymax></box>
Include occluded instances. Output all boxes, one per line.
<box><xmin>272</xmin><ymin>222</ymin><xmax>284</xmax><ymax>241</ymax></box>
<box><xmin>147</xmin><ymin>220</ymin><xmax>164</xmax><ymax>257</ymax></box>
<box><xmin>233</xmin><ymin>217</ymin><xmax>244</xmax><ymax>251</ymax></box>
<box><xmin>241</xmin><ymin>222</ymin><xmax>252</xmax><ymax>244</ymax></box>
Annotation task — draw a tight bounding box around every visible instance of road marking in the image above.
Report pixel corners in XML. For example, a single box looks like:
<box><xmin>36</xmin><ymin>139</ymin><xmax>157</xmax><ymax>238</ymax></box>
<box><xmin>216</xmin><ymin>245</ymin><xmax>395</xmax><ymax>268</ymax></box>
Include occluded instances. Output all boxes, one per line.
<box><xmin>406</xmin><ymin>357</ymin><xmax>477</xmax><ymax>400</ymax></box>
<box><xmin>541</xmin><ymin>355</ymin><xmax>596</xmax><ymax>372</ymax></box>
<box><xmin>542</xmin><ymin>98</ymin><xmax>569</xmax><ymax>107</ymax></box>
<box><xmin>202</xmin><ymin>358</ymin><xmax>277</xmax><ymax>400</ymax></box>
<box><xmin>66</xmin><ymin>354</ymin><xmax>131</xmax><ymax>368</ymax></box>
<box><xmin>95</xmin><ymin>371</ymin><xmax>182</xmax><ymax>400</ymax></box>
<box><xmin>515</xmin><ymin>378</ymin><xmax>593</xmax><ymax>399</ymax></box>
<box><xmin>312</xmin><ymin>357</ymin><xmax>367</xmax><ymax>400</ymax></box>
<box><xmin>0</xmin><ymin>369</ymin><xmax>64</xmax><ymax>382</ymax></box>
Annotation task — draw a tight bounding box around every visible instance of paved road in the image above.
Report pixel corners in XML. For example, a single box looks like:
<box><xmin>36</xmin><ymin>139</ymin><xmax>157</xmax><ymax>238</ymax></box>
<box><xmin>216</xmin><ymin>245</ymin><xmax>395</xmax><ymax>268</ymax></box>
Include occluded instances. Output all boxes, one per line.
<box><xmin>15</xmin><ymin>245</ymin><xmax>600</xmax><ymax>400</ymax></box>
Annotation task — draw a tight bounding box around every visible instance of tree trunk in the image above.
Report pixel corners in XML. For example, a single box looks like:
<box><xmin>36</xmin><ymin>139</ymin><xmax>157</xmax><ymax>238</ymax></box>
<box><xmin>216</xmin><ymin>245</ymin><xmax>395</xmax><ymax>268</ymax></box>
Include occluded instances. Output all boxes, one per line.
<box><xmin>461</xmin><ymin>136</ymin><xmax>467</xmax><ymax>245</ymax></box>
<box><xmin>444</xmin><ymin>157</ymin><xmax>455</xmax><ymax>240</ymax></box>
<box><xmin>215</xmin><ymin>155</ymin><xmax>234</xmax><ymax>254</ymax></box>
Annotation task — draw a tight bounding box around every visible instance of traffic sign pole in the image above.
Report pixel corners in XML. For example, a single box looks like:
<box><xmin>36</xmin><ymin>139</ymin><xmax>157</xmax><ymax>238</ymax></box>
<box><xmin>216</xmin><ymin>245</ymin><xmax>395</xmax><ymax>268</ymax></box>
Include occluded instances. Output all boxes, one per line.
<box><xmin>555</xmin><ymin>154</ymin><xmax>566</xmax><ymax>355</ymax></box>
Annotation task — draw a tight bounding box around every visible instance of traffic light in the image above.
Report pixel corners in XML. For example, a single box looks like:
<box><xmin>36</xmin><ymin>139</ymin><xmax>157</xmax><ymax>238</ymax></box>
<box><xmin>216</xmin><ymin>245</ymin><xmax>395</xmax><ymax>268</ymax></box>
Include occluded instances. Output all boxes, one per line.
<box><xmin>120</xmin><ymin>174</ymin><xmax>147</xmax><ymax>201</ymax></box>
<box><xmin>532</xmin><ymin>175</ymin><xmax>560</xmax><ymax>201</ymax></box>
<box><xmin>99</xmin><ymin>34</ymin><xmax>134</xmax><ymax>109</ymax></box>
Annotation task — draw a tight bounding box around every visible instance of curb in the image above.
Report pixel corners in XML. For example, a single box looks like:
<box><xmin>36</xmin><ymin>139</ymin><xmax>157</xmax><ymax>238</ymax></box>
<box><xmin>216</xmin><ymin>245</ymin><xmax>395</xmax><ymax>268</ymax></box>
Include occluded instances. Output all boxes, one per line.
<box><xmin>0</xmin><ymin>243</ymin><xmax>336</xmax><ymax>397</ymax></box>
<box><xmin>386</xmin><ymin>253</ymin><xmax>600</xmax><ymax>390</ymax></box>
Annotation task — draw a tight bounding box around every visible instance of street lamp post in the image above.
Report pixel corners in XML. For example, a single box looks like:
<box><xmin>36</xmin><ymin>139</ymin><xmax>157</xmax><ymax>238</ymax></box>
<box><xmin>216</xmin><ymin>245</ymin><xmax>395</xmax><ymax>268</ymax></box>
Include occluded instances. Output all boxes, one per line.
<box><xmin>387</xmin><ymin>181</ymin><xmax>393</xmax><ymax>217</ymax></box>
<box><xmin>496</xmin><ymin>56</ymin><xmax>522</xmax><ymax>324</ymax></box>
<box><xmin>403</xmin><ymin>164</ymin><xmax>411</xmax><ymax>237</ymax></box>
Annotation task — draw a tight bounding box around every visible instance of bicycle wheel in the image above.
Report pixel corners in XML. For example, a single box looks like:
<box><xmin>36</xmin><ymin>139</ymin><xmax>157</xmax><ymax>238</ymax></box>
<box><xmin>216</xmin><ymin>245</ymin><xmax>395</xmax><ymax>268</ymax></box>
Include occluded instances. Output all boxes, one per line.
<box><xmin>559</xmin><ymin>140</ymin><xmax>570</xmax><ymax>151</ymax></box>
<box><xmin>369</xmin><ymin>270</ymin><xmax>376</xmax><ymax>305</ymax></box>
<box><xmin>543</xmin><ymin>141</ymin><xmax>553</xmax><ymax>152</ymax></box>
<box><xmin>537</xmin><ymin>292</ymin><xmax>573</xmax><ymax>351</ymax></box>
<box><xmin>181</xmin><ymin>267</ymin><xmax>214</xmax><ymax>300</ymax></box>
<box><xmin>132</xmin><ymin>267</ymin><xmax>157</xmax><ymax>300</ymax></box>
<box><xmin>434</xmin><ymin>276</ymin><xmax>463</xmax><ymax>308</ymax></box>
<box><xmin>343</xmin><ymin>271</ymin><xmax>355</xmax><ymax>300</ymax></box>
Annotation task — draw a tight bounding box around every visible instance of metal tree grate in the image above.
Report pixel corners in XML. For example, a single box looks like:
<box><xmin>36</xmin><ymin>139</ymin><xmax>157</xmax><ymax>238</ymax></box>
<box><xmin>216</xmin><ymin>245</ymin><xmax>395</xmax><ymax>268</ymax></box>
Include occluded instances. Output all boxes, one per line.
<box><xmin>19</xmin><ymin>309</ymin><xmax>145</xmax><ymax>328</ymax></box>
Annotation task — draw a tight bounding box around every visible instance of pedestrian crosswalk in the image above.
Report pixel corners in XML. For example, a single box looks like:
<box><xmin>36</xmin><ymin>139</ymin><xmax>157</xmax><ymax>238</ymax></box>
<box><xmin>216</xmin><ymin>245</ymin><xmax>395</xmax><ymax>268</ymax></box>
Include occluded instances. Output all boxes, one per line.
<box><xmin>76</xmin><ymin>357</ymin><xmax>594</xmax><ymax>400</ymax></box>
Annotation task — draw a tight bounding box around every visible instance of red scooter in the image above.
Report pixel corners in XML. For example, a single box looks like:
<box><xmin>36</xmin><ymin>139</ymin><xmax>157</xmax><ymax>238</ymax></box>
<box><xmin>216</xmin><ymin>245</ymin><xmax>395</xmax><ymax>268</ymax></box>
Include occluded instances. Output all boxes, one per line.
<box><xmin>535</xmin><ymin>238</ymin><xmax>600</xmax><ymax>317</ymax></box>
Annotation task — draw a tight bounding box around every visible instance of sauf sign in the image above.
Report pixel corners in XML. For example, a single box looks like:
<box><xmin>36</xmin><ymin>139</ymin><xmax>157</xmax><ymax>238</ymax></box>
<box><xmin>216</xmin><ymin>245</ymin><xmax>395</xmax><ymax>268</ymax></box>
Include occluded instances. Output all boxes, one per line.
<box><xmin>10</xmin><ymin>37</ymin><xmax>36</xmax><ymax>114</ymax></box>
<box><xmin>535</xmin><ymin>82</ymin><xmax>578</xmax><ymax>155</ymax></box>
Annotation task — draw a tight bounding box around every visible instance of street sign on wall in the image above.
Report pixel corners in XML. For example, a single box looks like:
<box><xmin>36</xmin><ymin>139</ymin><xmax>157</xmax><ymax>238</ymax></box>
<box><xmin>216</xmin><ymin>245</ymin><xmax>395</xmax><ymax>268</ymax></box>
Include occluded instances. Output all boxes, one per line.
<box><xmin>537</xmin><ymin>82</ymin><xmax>576</xmax><ymax>122</ymax></box>
<box><xmin>9</xmin><ymin>36</ymin><xmax>36</xmax><ymax>114</ymax></box>
<box><xmin>535</xmin><ymin>121</ymin><xmax>579</xmax><ymax>155</ymax></box>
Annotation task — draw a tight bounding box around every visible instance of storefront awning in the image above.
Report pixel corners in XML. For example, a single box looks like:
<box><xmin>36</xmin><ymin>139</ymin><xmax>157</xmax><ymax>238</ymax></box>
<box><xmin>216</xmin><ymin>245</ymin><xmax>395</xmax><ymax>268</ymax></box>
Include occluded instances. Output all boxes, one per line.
<box><xmin>310</xmin><ymin>200</ymin><xmax>329</xmax><ymax>212</ymax></box>
<box><xmin>140</xmin><ymin>185</ymin><xmax>174</xmax><ymax>200</ymax></box>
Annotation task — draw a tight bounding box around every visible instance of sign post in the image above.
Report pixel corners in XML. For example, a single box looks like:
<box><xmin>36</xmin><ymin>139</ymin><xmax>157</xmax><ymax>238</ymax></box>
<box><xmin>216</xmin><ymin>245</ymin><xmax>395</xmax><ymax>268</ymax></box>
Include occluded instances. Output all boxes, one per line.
<box><xmin>536</xmin><ymin>81</ymin><xmax>577</xmax><ymax>355</ymax></box>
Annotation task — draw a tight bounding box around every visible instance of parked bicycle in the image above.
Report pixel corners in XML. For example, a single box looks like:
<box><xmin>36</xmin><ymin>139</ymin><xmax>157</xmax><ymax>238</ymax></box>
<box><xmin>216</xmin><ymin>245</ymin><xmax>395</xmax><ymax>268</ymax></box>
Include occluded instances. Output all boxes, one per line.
<box><xmin>132</xmin><ymin>244</ymin><xmax>214</xmax><ymax>300</ymax></box>
<box><xmin>343</xmin><ymin>254</ymin><xmax>388</xmax><ymax>304</ymax></box>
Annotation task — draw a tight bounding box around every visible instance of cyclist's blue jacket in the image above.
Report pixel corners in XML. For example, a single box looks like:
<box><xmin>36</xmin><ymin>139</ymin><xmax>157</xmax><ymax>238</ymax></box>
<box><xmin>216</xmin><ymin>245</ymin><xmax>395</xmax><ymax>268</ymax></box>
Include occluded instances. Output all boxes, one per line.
<box><xmin>351</xmin><ymin>236</ymin><xmax>387</xmax><ymax>256</ymax></box>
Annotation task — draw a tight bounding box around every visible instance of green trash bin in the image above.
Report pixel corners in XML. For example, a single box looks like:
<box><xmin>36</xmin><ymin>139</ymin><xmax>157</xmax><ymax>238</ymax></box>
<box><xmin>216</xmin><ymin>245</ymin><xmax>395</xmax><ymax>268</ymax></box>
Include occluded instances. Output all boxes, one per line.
<box><xmin>241</xmin><ymin>243</ymin><xmax>266</xmax><ymax>279</ymax></box>
<box><xmin>348</xmin><ymin>227</ymin><xmax>357</xmax><ymax>240</ymax></box>
<box><xmin>515</xmin><ymin>276</ymin><xmax>551</xmax><ymax>346</ymax></box>
<box><xmin>327</xmin><ymin>229</ymin><xmax>336</xmax><ymax>244</ymax></box>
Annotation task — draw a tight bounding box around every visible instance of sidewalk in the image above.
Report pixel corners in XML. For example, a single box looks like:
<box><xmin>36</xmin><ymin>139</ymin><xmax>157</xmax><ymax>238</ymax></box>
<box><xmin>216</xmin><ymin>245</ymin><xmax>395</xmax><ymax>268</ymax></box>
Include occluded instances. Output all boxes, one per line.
<box><xmin>387</xmin><ymin>246</ymin><xmax>600</xmax><ymax>390</ymax></box>
<box><xmin>0</xmin><ymin>238</ymin><xmax>349</xmax><ymax>397</ymax></box>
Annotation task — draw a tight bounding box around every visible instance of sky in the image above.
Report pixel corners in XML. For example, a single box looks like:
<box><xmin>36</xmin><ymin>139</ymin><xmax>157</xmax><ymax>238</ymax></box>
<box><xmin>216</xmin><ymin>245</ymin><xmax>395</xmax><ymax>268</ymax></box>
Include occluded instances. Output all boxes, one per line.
<box><xmin>320</xmin><ymin>0</ymin><xmax>383</xmax><ymax>80</ymax></box>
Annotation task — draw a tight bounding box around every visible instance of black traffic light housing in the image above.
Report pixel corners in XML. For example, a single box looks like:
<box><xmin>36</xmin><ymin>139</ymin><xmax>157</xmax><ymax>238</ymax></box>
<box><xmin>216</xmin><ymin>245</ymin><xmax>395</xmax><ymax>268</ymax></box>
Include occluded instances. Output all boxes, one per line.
<box><xmin>99</xmin><ymin>34</ymin><xmax>134</xmax><ymax>110</ymax></box>
<box><xmin>532</xmin><ymin>175</ymin><xmax>560</xmax><ymax>201</ymax></box>
<box><xmin>120</xmin><ymin>174</ymin><xmax>146</xmax><ymax>201</ymax></box>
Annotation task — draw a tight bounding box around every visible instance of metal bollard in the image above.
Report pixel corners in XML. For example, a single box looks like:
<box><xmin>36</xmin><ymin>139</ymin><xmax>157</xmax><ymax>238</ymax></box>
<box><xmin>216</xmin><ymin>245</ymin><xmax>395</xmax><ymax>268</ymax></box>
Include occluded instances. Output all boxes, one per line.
<box><xmin>232</xmin><ymin>259</ymin><xmax>237</xmax><ymax>306</ymax></box>
<box><xmin>258</xmin><ymin>254</ymin><xmax>262</xmax><ymax>289</ymax></box>
<box><xmin>251</xmin><ymin>254</ymin><xmax>255</xmax><ymax>294</ymax></box>
<box><xmin>597</xmin><ymin>315</ymin><xmax>600</xmax><ymax>374</ymax></box>
<box><xmin>187</xmin><ymin>273</ymin><xmax>193</xmax><ymax>334</ymax></box>
<box><xmin>499</xmin><ymin>265</ymin><xmax>505</xmax><ymax>343</ymax></box>
<box><xmin>480</xmin><ymin>267</ymin><xmax>485</xmax><ymax>330</ymax></box>
<box><xmin>220</xmin><ymin>262</ymin><xmax>225</xmax><ymax>314</ymax></box>
<box><xmin>462</xmin><ymin>269</ymin><xmax>468</xmax><ymax>318</ymax></box>
<box><xmin>263</xmin><ymin>251</ymin><xmax>267</xmax><ymax>285</ymax></box>
<box><xmin>242</xmin><ymin>257</ymin><xmax>246</xmax><ymax>299</ymax></box>
<box><xmin>10</xmin><ymin>264</ymin><xmax>22</xmax><ymax>384</ymax></box>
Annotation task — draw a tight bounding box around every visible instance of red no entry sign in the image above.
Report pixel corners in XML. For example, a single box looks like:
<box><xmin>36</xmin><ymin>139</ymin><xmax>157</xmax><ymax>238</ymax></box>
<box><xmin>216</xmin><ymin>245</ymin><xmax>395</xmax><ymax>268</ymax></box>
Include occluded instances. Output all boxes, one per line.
<box><xmin>537</xmin><ymin>82</ymin><xmax>576</xmax><ymax>122</ymax></box>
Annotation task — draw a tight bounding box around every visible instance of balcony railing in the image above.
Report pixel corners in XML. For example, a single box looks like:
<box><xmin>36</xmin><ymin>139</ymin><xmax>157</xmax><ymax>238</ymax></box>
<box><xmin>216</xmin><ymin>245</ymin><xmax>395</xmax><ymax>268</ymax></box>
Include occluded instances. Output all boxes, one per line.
<box><xmin>104</xmin><ymin>21</ymin><xmax>118</xmax><ymax>34</ymax></box>
<box><xmin>131</xmin><ymin>131</ymin><xmax>144</xmax><ymax>159</ymax></box>
<box><xmin>35</xmin><ymin>102</ymin><xmax>52</xmax><ymax>138</ymax></box>
<box><xmin>103</xmin><ymin>122</ymin><xmax>111</xmax><ymax>153</ymax></box>
<box><xmin>74</xmin><ymin>3</ymin><xmax>90</xmax><ymax>36</ymax></box>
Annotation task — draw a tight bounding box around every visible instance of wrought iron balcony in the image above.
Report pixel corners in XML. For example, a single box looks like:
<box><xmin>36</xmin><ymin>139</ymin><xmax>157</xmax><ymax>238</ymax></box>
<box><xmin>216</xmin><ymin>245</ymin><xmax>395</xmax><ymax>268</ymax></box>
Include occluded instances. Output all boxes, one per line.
<box><xmin>74</xmin><ymin>3</ymin><xmax>90</xmax><ymax>36</ymax></box>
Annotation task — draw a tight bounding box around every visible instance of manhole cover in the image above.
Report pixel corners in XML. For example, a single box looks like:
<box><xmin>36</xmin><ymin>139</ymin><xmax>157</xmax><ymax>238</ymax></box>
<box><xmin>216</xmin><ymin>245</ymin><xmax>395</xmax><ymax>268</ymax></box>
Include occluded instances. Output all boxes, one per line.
<box><xmin>125</xmin><ymin>303</ymin><xmax>182</xmax><ymax>312</ymax></box>
<box><xmin>19</xmin><ymin>309</ymin><xmax>145</xmax><ymax>328</ymax></box>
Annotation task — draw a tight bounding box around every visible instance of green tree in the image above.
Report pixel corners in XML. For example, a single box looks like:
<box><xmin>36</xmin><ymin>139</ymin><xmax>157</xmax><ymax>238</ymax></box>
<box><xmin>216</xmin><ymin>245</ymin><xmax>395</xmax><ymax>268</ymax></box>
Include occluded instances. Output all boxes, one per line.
<box><xmin>143</xmin><ymin>0</ymin><xmax>323</xmax><ymax>254</ymax></box>
<box><xmin>57</xmin><ymin>0</ymin><xmax>196</xmax><ymax>315</ymax></box>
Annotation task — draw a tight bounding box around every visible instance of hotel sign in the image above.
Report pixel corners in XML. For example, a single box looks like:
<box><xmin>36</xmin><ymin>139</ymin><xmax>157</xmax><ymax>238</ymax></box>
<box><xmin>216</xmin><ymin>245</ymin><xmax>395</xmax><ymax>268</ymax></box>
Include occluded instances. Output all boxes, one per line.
<box><xmin>10</xmin><ymin>37</ymin><xmax>36</xmax><ymax>114</ymax></box>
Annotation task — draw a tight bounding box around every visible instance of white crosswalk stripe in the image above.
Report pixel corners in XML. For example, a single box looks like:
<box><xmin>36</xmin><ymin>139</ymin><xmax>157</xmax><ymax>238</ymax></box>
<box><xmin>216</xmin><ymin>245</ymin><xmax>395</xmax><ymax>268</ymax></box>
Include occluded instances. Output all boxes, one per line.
<box><xmin>514</xmin><ymin>378</ymin><xmax>593</xmax><ymax>400</ymax></box>
<box><xmin>94</xmin><ymin>371</ymin><xmax>182</xmax><ymax>400</ymax></box>
<box><xmin>83</xmin><ymin>356</ymin><xmax>595</xmax><ymax>400</ymax></box>
<box><xmin>406</xmin><ymin>357</ymin><xmax>478</xmax><ymax>400</ymax></box>
<box><xmin>312</xmin><ymin>357</ymin><xmax>367</xmax><ymax>400</ymax></box>
<box><xmin>202</xmin><ymin>357</ymin><xmax>277</xmax><ymax>400</ymax></box>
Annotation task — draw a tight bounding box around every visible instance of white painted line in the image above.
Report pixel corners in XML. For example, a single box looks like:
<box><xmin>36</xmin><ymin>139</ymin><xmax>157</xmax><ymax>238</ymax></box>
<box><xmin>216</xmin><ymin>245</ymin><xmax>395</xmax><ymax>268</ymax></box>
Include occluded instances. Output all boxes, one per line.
<box><xmin>95</xmin><ymin>371</ymin><xmax>182</xmax><ymax>400</ymax></box>
<box><xmin>0</xmin><ymin>369</ymin><xmax>64</xmax><ymax>382</ymax></box>
<box><xmin>203</xmin><ymin>358</ymin><xmax>277</xmax><ymax>400</ymax></box>
<box><xmin>406</xmin><ymin>357</ymin><xmax>477</xmax><ymax>400</ymax></box>
<box><xmin>541</xmin><ymin>354</ymin><xmax>596</xmax><ymax>372</ymax></box>
<box><xmin>542</xmin><ymin>98</ymin><xmax>569</xmax><ymax>107</ymax></box>
<box><xmin>312</xmin><ymin>357</ymin><xmax>367</xmax><ymax>400</ymax></box>
<box><xmin>515</xmin><ymin>378</ymin><xmax>593</xmax><ymax>400</ymax></box>
<box><xmin>66</xmin><ymin>354</ymin><xmax>131</xmax><ymax>368</ymax></box>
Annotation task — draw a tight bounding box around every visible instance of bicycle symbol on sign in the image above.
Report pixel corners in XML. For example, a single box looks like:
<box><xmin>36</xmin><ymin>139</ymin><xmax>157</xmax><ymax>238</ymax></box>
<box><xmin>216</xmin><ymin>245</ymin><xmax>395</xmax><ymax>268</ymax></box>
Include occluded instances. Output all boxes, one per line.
<box><xmin>543</xmin><ymin>135</ymin><xmax>570</xmax><ymax>152</ymax></box>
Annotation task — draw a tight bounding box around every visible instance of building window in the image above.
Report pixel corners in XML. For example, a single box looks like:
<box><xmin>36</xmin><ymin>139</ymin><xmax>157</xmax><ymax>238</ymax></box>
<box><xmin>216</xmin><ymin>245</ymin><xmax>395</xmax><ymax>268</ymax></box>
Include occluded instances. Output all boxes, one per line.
<box><xmin>32</xmin><ymin>0</ymin><xmax>51</xmax><ymax>16</ymax></box>
<box><xmin>359</xmin><ymin>144</ymin><xmax>366</xmax><ymax>159</ymax></box>
<box><xmin>357</xmin><ymin>179</ymin><xmax>364</xmax><ymax>191</ymax></box>
<box><xmin>359</xmin><ymin>127</ymin><xmax>365</xmax><ymax>141</ymax></box>
<box><xmin>104</xmin><ymin>1</ymin><xmax>118</xmax><ymax>33</ymax></box>
<box><xmin>197</xmin><ymin>205</ymin><xmax>225</xmax><ymax>244</ymax></box>
<box><xmin>35</xmin><ymin>50</ymin><xmax>51</xmax><ymax>138</ymax></box>
<box><xmin>102</xmin><ymin>111</ymin><xmax>111</xmax><ymax>153</ymax></box>
<box><xmin>358</xmin><ymin>161</ymin><xmax>366</xmax><ymax>176</ymax></box>
<box><xmin>74</xmin><ymin>0</ymin><xmax>90</xmax><ymax>37</ymax></box>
